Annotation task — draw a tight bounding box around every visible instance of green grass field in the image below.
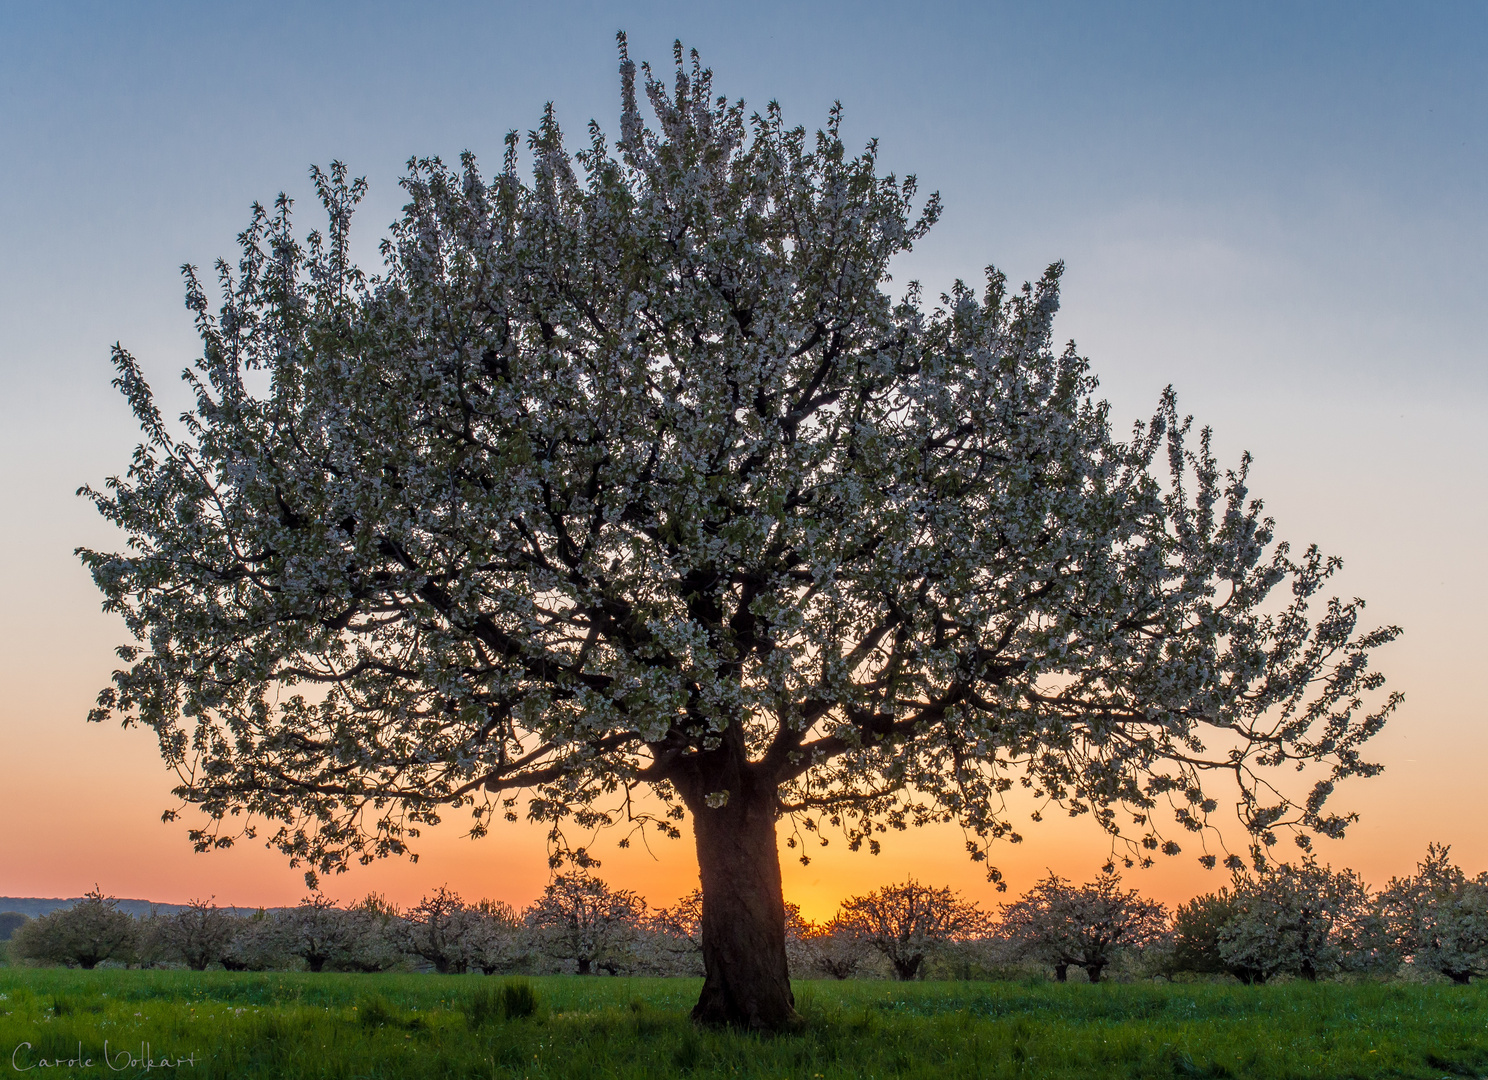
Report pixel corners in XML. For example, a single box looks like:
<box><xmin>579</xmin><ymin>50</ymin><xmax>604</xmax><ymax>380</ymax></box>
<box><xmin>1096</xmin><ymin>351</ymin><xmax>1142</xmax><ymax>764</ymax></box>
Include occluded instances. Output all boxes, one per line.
<box><xmin>0</xmin><ymin>969</ymin><xmax>1483</xmax><ymax>1079</ymax></box>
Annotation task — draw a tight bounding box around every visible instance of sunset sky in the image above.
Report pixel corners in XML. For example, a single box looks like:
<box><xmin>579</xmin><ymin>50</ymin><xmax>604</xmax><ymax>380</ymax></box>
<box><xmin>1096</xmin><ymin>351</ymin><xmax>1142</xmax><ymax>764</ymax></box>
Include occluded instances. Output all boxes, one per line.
<box><xmin>1</xmin><ymin>1</ymin><xmax>1484</xmax><ymax>922</ymax></box>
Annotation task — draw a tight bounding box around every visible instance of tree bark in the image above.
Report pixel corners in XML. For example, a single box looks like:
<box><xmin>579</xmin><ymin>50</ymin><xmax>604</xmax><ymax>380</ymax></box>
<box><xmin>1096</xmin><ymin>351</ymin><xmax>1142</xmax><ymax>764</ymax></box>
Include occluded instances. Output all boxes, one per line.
<box><xmin>892</xmin><ymin>955</ymin><xmax>924</xmax><ymax>981</ymax></box>
<box><xmin>687</xmin><ymin>777</ymin><xmax>800</xmax><ymax>1030</ymax></box>
<box><xmin>1086</xmin><ymin>961</ymin><xmax>1105</xmax><ymax>984</ymax></box>
<box><xmin>1054</xmin><ymin>962</ymin><xmax>1068</xmax><ymax>982</ymax></box>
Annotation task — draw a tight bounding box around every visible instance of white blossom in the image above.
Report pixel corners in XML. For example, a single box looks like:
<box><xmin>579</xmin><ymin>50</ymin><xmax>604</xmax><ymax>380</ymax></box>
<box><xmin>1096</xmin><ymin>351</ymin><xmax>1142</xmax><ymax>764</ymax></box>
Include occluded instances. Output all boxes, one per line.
<box><xmin>999</xmin><ymin>869</ymin><xmax>1167</xmax><ymax>982</ymax></box>
<box><xmin>80</xmin><ymin>36</ymin><xmax>1398</xmax><ymax>901</ymax></box>
<box><xmin>1379</xmin><ymin>843</ymin><xmax>1488</xmax><ymax>984</ymax></box>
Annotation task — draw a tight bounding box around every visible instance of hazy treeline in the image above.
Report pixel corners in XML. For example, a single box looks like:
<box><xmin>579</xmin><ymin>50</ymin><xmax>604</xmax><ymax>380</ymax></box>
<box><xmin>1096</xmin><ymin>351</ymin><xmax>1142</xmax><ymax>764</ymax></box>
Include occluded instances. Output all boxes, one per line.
<box><xmin>4</xmin><ymin>845</ymin><xmax>1483</xmax><ymax>983</ymax></box>
<box><xmin>0</xmin><ymin>897</ymin><xmax>235</xmax><ymax>920</ymax></box>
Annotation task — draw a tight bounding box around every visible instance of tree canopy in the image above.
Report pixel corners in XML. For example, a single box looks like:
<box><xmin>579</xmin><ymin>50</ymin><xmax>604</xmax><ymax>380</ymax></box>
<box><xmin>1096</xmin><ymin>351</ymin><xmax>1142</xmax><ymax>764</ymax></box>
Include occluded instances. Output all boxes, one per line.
<box><xmin>8</xmin><ymin>889</ymin><xmax>136</xmax><ymax>970</ymax></box>
<box><xmin>1216</xmin><ymin>859</ymin><xmax>1383</xmax><ymax>982</ymax></box>
<box><xmin>527</xmin><ymin>873</ymin><xmax>647</xmax><ymax>976</ymax></box>
<box><xmin>836</xmin><ymin>878</ymin><xmax>987</xmax><ymax>981</ymax></box>
<box><xmin>1379</xmin><ymin>844</ymin><xmax>1488</xmax><ymax>984</ymax></box>
<box><xmin>80</xmin><ymin>36</ymin><xmax>1400</xmax><ymax>1026</ymax></box>
<box><xmin>999</xmin><ymin>870</ymin><xmax>1168</xmax><ymax>982</ymax></box>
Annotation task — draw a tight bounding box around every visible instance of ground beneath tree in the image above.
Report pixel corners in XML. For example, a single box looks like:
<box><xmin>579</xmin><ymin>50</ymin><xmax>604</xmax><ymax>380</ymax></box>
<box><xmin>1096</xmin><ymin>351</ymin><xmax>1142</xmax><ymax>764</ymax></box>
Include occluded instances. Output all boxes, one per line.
<box><xmin>0</xmin><ymin>970</ymin><xmax>1482</xmax><ymax>1078</ymax></box>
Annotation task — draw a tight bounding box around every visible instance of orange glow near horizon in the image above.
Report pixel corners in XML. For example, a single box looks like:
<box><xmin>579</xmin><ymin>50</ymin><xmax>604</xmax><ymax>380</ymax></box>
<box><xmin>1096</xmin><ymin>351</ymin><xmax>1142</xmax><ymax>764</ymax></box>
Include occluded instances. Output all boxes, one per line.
<box><xmin>1</xmin><ymin>621</ymin><xmax>1482</xmax><ymax>923</ymax></box>
<box><xmin>3</xmin><ymin>457</ymin><xmax>1484</xmax><ymax>920</ymax></box>
<box><xmin>3</xmin><ymin>752</ymin><xmax>1480</xmax><ymax>923</ymax></box>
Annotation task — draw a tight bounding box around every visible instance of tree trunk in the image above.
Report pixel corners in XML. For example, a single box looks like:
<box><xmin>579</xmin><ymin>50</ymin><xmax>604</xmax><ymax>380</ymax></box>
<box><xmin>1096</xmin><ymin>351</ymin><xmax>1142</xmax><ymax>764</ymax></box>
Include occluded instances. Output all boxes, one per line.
<box><xmin>1086</xmin><ymin>961</ymin><xmax>1105</xmax><ymax>984</ymax></box>
<box><xmin>577</xmin><ymin>957</ymin><xmax>592</xmax><ymax>976</ymax></box>
<box><xmin>688</xmin><ymin>778</ymin><xmax>799</xmax><ymax>1030</ymax></box>
<box><xmin>892</xmin><ymin>955</ymin><xmax>924</xmax><ymax>981</ymax></box>
<box><xmin>1448</xmin><ymin>971</ymin><xmax>1472</xmax><ymax>985</ymax></box>
<box><xmin>1054</xmin><ymin>962</ymin><xmax>1068</xmax><ymax>982</ymax></box>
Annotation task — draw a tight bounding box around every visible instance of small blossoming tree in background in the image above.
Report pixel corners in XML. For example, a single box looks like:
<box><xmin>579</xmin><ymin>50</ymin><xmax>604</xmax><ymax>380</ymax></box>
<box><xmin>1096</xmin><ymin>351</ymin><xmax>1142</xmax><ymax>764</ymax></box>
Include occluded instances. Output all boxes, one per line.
<box><xmin>1216</xmin><ymin>860</ymin><xmax>1381</xmax><ymax>982</ymax></box>
<box><xmin>835</xmin><ymin>879</ymin><xmax>988</xmax><ymax>980</ymax></box>
<box><xmin>526</xmin><ymin>873</ymin><xmax>647</xmax><ymax>975</ymax></box>
<box><xmin>1379</xmin><ymin>844</ymin><xmax>1488</xmax><ymax>984</ymax></box>
<box><xmin>999</xmin><ymin>870</ymin><xmax>1168</xmax><ymax>982</ymax></box>
<box><xmin>9</xmin><ymin>888</ymin><xmax>136</xmax><ymax>970</ymax></box>
<box><xmin>155</xmin><ymin>898</ymin><xmax>238</xmax><ymax>971</ymax></box>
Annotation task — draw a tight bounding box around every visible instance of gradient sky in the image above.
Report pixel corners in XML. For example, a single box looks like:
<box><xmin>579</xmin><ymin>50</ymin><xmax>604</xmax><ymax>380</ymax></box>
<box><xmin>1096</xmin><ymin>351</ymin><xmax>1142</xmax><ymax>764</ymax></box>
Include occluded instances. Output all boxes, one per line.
<box><xmin>1</xmin><ymin>1</ymin><xmax>1484</xmax><ymax>921</ymax></box>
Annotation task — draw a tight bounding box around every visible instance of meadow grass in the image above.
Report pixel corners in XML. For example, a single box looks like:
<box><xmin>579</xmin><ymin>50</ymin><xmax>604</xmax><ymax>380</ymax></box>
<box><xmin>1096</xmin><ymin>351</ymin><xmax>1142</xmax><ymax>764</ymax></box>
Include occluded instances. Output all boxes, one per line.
<box><xmin>0</xmin><ymin>968</ymin><xmax>1483</xmax><ymax>1079</ymax></box>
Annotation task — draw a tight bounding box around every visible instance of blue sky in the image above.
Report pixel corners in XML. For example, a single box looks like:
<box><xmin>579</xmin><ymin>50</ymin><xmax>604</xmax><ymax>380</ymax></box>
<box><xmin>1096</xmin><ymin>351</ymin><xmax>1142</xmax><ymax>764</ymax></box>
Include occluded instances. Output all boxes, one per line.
<box><xmin>1</xmin><ymin>1</ymin><xmax>1483</xmax><ymax>905</ymax></box>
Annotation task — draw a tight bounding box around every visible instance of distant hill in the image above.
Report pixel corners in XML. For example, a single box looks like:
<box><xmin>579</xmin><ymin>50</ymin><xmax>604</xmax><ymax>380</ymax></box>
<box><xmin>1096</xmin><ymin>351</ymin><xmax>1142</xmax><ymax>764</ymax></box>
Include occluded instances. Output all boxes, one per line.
<box><xmin>0</xmin><ymin>898</ymin><xmax>271</xmax><ymax>919</ymax></box>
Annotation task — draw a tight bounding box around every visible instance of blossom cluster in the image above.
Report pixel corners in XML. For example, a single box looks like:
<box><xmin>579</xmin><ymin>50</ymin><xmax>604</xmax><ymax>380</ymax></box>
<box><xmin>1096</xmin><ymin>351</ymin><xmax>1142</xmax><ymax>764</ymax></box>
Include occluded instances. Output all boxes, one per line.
<box><xmin>79</xmin><ymin>38</ymin><xmax>1399</xmax><ymax>884</ymax></box>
